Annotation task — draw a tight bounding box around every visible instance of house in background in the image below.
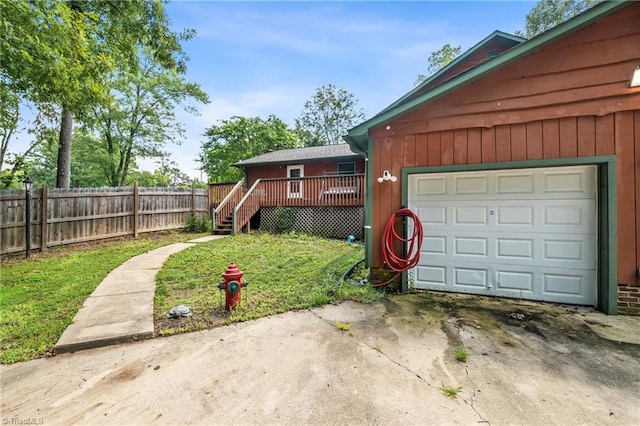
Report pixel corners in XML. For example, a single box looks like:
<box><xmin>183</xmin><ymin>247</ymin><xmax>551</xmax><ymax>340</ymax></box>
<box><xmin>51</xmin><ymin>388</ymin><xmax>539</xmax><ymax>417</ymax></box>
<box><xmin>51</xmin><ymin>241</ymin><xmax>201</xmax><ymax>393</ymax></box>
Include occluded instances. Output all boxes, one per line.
<box><xmin>345</xmin><ymin>2</ymin><xmax>640</xmax><ymax>314</ymax></box>
<box><xmin>209</xmin><ymin>144</ymin><xmax>365</xmax><ymax>239</ymax></box>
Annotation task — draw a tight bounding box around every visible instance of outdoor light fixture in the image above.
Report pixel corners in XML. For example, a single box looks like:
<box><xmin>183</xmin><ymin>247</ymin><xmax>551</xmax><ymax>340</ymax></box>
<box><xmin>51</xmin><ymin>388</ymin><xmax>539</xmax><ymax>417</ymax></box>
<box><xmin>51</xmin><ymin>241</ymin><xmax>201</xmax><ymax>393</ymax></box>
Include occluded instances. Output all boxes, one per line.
<box><xmin>22</xmin><ymin>177</ymin><xmax>33</xmax><ymax>192</ymax></box>
<box><xmin>377</xmin><ymin>170</ymin><xmax>397</xmax><ymax>183</ymax></box>
<box><xmin>631</xmin><ymin>65</ymin><xmax>640</xmax><ymax>88</ymax></box>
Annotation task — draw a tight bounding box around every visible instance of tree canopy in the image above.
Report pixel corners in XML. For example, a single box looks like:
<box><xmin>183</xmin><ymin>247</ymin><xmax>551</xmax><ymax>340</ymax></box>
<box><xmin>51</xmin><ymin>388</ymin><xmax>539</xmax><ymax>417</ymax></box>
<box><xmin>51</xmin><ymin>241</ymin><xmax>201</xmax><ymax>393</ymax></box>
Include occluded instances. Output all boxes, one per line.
<box><xmin>1</xmin><ymin>0</ymin><xmax>192</xmax><ymax>188</ymax></box>
<box><xmin>199</xmin><ymin>116</ymin><xmax>299</xmax><ymax>183</ymax></box>
<box><xmin>295</xmin><ymin>84</ymin><xmax>365</xmax><ymax>146</ymax></box>
<box><xmin>517</xmin><ymin>0</ymin><xmax>603</xmax><ymax>39</ymax></box>
<box><xmin>415</xmin><ymin>44</ymin><xmax>462</xmax><ymax>86</ymax></box>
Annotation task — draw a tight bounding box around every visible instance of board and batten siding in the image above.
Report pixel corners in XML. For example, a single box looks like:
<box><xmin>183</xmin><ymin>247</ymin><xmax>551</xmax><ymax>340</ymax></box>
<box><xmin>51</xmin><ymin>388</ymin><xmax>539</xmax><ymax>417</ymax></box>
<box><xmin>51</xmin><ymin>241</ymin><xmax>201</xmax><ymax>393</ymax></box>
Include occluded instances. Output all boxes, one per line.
<box><xmin>368</xmin><ymin>4</ymin><xmax>640</xmax><ymax>293</ymax></box>
<box><xmin>370</xmin><ymin>112</ymin><xmax>639</xmax><ymax>288</ymax></box>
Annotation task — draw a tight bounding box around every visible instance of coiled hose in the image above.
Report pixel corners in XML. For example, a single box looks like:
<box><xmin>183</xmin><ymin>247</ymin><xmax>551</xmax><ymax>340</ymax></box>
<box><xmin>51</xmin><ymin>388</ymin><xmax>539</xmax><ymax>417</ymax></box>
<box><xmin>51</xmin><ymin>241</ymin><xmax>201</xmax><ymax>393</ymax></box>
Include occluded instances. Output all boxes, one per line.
<box><xmin>375</xmin><ymin>208</ymin><xmax>423</xmax><ymax>287</ymax></box>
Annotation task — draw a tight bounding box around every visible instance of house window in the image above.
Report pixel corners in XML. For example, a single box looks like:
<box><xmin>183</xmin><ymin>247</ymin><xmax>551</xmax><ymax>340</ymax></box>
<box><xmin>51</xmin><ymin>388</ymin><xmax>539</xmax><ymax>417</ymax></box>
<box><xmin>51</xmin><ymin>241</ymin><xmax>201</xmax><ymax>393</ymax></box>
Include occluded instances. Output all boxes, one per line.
<box><xmin>337</xmin><ymin>162</ymin><xmax>356</xmax><ymax>175</ymax></box>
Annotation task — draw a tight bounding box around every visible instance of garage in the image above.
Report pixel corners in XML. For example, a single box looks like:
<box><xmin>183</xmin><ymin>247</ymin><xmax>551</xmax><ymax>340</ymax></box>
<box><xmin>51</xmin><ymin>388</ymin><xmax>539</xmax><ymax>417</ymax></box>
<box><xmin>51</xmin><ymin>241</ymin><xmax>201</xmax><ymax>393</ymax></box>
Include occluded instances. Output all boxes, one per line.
<box><xmin>408</xmin><ymin>165</ymin><xmax>597</xmax><ymax>305</ymax></box>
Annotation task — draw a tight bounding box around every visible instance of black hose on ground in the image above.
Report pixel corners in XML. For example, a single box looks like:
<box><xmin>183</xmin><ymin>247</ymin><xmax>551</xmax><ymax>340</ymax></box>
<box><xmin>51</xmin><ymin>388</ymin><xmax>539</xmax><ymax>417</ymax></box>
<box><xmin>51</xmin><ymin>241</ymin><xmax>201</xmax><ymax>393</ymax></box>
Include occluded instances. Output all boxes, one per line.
<box><xmin>328</xmin><ymin>258</ymin><xmax>366</xmax><ymax>296</ymax></box>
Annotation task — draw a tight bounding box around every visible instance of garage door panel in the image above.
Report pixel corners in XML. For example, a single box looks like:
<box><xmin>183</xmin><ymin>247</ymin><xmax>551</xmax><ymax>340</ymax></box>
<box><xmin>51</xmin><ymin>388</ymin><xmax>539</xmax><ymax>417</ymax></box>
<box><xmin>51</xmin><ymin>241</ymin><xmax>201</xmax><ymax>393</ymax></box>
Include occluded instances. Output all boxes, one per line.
<box><xmin>415</xmin><ymin>177</ymin><xmax>446</xmax><ymax>196</ymax></box>
<box><xmin>495</xmin><ymin>269</ymin><xmax>535</xmax><ymax>293</ymax></box>
<box><xmin>541</xmin><ymin>234</ymin><xmax>594</xmax><ymax>267</ymax></box>
<box><xmin>496</xmin><ymin>173</ymin><xmax>534</xmax><ymax>194</ymax></box>
<box><xmin>454</xmin><ymin>237</ymin><xmax>488</xmax><ymax>257</ymax></box>
<box><xmin>496</xmin><ymin>238</ymin><xmax>535</xmax><ymax>260</ymax></box>
<box><xmin>496</xmin><ymin>206</ymin><xmax>534</xmax><ymax>226</ymax></box>
<box><xmin>453</xmin><ymin>267</ymin><xmax>489</xmax><ymax>288</ymax></box>
<box><xmin>408</xmin><ymin>165</ymin><xmax>597</xmax><ymax>306</ymax></box>
<box><xmin>543</xmin><ymin>201</ymin><xmax>595</xmax><ymax>231</ymax></box>
<box><xmin>542</xmin><ymin>168</ymin><xmax>594</xmax><ymax>196</ymax></box>
<box><xmin>542</xmin><ymin>269</ymin><xmax>596</xmax><ymax>304</ymax></box>
<box><xmin>417</xmin><ymin>207</ymin><xmax>447</xmax><ymax>226</ymax></box>
<box><xmin>454</xmin><ymin>175</ymin><xmax>488</xmax><ymax>195</ymax></box>
<box><xmin>422</xmin><ymin>236</ymin><xmax>446</xmax><ymax>255</ymax></box>
<box><xmin>416</xmin><ymin>265</ymin><xmax>447</xmax><ymax>286</ymax></box>
<box><xmin>454</xmin><ymin>206</ymin><xmax>488</xmax><ymax>225</ymax></box>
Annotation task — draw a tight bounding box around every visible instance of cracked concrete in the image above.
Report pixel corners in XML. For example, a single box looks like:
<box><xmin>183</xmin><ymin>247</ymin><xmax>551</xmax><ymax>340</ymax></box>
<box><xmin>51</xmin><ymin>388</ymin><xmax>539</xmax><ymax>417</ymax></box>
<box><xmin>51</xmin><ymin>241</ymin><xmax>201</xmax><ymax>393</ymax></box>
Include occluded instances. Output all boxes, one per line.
<box><xmin>2</xmin><ymin>292</ymin><xmax>639</xmax><ymax>425</ymax></box>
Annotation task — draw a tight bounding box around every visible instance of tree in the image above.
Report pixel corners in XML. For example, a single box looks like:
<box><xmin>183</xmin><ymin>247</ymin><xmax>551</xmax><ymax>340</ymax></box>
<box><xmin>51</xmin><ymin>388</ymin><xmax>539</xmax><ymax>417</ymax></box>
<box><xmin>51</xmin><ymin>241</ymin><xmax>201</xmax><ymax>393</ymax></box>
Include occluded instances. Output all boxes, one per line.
<box><xmin>199</xmin><ymin>116</ymin><xmax>299</xmax><ymax>183</ymax></box>
<box><xmin>1</xmin><ymin>0</ymin><xmax>189</xmax><ymax>188</ymax></box>
<box><xmin>127</xmin><ymin>159</ymin><xmax>195</xmax><ymax>188</ymax></box>
<box><xmin>25</xmin><ymin>130</ymin><xmax>111</xmax><ymax>188</ymax></box>
<box><xmin>517</xmin><ymin>0</ymin><xmax>603</xmax><ymax>38</ymax></box>
<box><xmin>90</xmin><ymin>54</ymin><xmax>209</xmax><ymax>187</ymax></box>
<box><xmin>295</xmin><ymin>84</ymin><xmax>365</xmax><ymax>146</ymax></box>
<box><xmin>414</xmin><ymin>44</ymin><xmax>462</xmax><ymax>86</ymax></box>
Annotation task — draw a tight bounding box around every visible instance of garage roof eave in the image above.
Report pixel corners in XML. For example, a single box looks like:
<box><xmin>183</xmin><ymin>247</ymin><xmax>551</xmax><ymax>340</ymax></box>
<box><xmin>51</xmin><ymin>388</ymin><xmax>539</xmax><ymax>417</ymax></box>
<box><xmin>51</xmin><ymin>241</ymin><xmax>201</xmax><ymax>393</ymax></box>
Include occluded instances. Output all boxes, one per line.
<box><xmin>346</xmin><ymin>1</ymin><xmax>630</xmax><ymax>153</ymax></box>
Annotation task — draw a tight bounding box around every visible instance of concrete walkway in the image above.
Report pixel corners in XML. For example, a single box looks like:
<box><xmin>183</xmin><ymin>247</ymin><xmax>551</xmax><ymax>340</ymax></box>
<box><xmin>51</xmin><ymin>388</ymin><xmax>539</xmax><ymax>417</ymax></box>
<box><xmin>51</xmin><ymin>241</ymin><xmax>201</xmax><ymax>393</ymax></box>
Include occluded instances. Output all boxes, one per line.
<box><xmin>55</xmin><ymin>235</ymin><xmax>225</xmax><ymax>353</ymax></box>
<box><xmin>54</xmin><ymin>232</ymin><xmax>639</xmax><ymax>354</ymax></box>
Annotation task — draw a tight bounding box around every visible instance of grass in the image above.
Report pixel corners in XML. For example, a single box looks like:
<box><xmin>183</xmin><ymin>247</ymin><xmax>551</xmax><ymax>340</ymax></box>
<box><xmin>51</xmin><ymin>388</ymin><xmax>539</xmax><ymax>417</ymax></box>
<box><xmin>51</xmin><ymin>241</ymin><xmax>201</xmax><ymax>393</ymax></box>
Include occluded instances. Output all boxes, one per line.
<box><xmin>334</xmin><ymin>319</ymin><xmax>352</xmax><ymax>332</ymax></box>
<box><xmin>154</xmin><ymin>232</ymin><xmax>381</xmax><ymax>336</ymax></box>
<box><xmin>1</xmin><ymin>231</ymin><xmax>381</xmax><ymax>364</ymax></box>
<box><xmin>440</xmin><ymin>383</ymin><xmax>463</xmax><ymax>399</ymax></box>
<box><xmin>454</xmin><ymin>344</ymin><xmax>468</xmax><ymax>362</ymax></box>
<box><xmin>0</xmin><ymin>231</ymin><xmax>208</xmax><ymax>364</ymax></box>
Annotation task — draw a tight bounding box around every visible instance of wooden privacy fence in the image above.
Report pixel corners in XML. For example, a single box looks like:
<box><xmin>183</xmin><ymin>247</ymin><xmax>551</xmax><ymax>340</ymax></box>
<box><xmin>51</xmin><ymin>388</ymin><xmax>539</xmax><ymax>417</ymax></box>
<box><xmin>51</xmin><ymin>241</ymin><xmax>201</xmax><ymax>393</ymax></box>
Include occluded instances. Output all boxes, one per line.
<box><xmin>0</xmin><ymin>184</ymin><xmax>209</xmax><ymax>255</ymax></box>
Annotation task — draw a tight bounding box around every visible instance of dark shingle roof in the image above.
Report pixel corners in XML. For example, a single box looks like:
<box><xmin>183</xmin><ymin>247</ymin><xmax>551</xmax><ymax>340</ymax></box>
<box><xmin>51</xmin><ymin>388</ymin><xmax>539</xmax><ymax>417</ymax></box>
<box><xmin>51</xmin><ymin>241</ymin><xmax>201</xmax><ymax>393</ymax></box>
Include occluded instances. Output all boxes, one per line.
<box><xmin>234</xmin><ymin>144</ymin><xmax>359</xmax><ymax>167</ymax></box>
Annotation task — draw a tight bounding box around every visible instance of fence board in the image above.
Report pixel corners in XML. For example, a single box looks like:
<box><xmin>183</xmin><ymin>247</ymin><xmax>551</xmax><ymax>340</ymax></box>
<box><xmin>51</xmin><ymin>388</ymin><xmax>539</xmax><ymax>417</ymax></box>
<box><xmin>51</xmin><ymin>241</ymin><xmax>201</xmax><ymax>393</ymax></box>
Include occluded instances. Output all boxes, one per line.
<box><xmin>0</xmin><ymin>186</ymin><xmax>209</xmax><ymax>254</ymax></box>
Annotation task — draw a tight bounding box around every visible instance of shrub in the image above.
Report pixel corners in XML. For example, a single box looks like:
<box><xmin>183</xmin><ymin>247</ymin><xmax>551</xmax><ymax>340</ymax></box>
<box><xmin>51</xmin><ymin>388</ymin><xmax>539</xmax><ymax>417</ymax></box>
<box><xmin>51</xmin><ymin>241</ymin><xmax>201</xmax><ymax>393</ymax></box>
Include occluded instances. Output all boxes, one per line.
<box><xmin>275</xmin><ymin>207</ymin><xmax>296</xmax><ymax>233</ymax></box>
<box><xmin>183</xmin><ymin>213</ymin><xmax>211</xmax><ymax>233</ymax></box>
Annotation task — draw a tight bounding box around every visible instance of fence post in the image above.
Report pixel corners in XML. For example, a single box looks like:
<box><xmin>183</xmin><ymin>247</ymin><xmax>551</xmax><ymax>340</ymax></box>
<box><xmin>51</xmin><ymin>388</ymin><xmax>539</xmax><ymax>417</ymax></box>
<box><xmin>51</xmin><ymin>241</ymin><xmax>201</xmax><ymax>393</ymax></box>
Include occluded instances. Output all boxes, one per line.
<box><xmin>133</xmin><ymin>183</ymin><xmax>139</xmax><ymax>238</ymax></box>
<box><xmin>41</xmin><ymin>184</ymin><xmax>48</xmax><ymax>251</ymax></box>
<box><xmin>191</xmin><ymin>183</ymin><xmax>196</xmax><ymax>216</ymax></box>
<box><xmin>24</xmin><ymin>182</ymin><xmax>32</xmax><ymax>258</ymax></box>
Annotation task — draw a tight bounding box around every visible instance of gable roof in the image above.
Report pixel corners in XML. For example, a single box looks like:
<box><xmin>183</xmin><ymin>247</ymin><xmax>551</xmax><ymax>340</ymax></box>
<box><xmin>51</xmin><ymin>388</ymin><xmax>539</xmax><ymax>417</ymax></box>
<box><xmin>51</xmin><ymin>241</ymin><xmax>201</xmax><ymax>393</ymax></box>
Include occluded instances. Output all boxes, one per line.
<box><xmin>380</xmin><ymin>30</ymin><xmax>525</xmax><ymax>116</ymax></box>
<box><xmin>233</xmin><ymin>144</ymin><xmax>360</xmax><ymax>168</ymax></box>
<box><xmin>344</xmin><ymin>1</ymin><xmax>631</xmax><ymax>154</ymax></box>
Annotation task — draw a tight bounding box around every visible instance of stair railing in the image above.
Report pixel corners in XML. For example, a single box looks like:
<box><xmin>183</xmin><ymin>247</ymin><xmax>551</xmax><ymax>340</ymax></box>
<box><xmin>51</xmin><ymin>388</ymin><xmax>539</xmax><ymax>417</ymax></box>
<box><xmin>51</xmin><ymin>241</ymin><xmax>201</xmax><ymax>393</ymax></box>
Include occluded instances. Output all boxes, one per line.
<box><xmin>233</xmin><ymin>179</ymin><xmax>262</xmax><ymax>234</ymax></box>
<box><xmin>213</xmin><ymin>180</ymin><xmax>244</xmax><ymax>232</ymax></box>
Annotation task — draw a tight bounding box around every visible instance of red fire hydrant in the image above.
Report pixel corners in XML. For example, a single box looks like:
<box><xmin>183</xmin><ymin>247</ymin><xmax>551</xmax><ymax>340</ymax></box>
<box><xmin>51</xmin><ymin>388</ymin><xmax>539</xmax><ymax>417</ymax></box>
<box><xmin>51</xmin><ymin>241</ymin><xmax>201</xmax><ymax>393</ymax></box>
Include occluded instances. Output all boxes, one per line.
<box><xmin>217</xmin><ymin>263</ymin><xmax>248</xmax><ymax>311</ymax></box>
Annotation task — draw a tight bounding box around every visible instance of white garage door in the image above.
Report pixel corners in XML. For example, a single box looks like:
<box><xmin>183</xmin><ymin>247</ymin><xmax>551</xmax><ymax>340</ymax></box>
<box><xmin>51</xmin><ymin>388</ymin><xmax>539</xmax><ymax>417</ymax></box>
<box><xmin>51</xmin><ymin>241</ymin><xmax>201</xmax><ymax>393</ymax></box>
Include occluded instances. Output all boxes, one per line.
<box><xmin>408</xmin><ymin>165</ymin><xmax>597</xmax><ymax>305</ymax></box>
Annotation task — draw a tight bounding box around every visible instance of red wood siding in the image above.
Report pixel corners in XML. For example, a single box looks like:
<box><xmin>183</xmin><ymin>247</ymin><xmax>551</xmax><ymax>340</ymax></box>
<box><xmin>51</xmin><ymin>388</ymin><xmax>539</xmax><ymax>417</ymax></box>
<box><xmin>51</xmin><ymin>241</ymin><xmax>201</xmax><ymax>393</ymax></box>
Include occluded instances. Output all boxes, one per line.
<box><xmin>371</xmin><ymin>113</ymin><xmax>639</xmax><ymax>288</ymax></box>
<box><xmin>245</xmin><ymin>158</ymin><xmax>365</xmax><ymax>186</ymax></box>
<box><xmin>368</xmin><ymin>4</ymin><xmax>640</xmax><ymax>288</ymax></box>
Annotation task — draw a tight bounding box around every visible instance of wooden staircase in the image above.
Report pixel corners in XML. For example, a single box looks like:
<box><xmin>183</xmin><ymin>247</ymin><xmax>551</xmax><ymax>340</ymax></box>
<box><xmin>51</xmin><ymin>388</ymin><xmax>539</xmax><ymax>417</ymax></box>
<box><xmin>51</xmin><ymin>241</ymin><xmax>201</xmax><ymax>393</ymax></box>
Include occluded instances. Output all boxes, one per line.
<box><xmin>212</xmin><ymin>213</ymin><xmax>233</xmax><ymax>235</ymax></box>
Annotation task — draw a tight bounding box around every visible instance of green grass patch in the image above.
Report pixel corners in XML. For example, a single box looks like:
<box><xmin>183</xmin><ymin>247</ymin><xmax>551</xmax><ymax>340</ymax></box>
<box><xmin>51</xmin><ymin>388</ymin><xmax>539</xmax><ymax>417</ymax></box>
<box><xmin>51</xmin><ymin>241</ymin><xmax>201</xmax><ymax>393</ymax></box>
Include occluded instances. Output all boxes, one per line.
<box><xmin>454</xmin><ymin>344</ymin><xmax>468</xmax><ymax>362</ymax></box>
<box><xmin>0</xmin><ymin>232</ymin><xmax>208</xmax><ymax>364</ymax></box>
<box><xmin>154</xmin><ymin>233</ymin><xmax>381</xmax><ymax>336</ymax></box>
<box><xmin>440</xmin><ymin>383</ymin><xmax>463</xmax><ymax>399</ymax></box>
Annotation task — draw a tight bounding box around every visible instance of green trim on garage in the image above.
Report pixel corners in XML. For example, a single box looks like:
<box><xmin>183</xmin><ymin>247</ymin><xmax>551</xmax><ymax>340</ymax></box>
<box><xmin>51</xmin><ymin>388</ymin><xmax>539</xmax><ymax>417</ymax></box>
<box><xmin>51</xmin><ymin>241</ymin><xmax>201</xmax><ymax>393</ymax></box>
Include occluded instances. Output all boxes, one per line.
<box><xmin>364</xmin><ymin>138</ymin><xmax>374</xmax><ymax>267</ymax></box>
<box><xmin>401</xmin><ymin>156</ymin><xmax>617</xmax><ymax>314</ymax></box>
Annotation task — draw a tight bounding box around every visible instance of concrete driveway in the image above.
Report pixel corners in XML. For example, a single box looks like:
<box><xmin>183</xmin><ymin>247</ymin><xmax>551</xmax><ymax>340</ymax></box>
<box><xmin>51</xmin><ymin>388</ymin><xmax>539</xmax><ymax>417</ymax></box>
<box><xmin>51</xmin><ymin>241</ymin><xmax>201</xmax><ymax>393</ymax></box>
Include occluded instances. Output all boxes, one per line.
<box><xmin>2</xmin><ymin>292</ymin><xmax>639</xmax><ymax>425</ymax></box>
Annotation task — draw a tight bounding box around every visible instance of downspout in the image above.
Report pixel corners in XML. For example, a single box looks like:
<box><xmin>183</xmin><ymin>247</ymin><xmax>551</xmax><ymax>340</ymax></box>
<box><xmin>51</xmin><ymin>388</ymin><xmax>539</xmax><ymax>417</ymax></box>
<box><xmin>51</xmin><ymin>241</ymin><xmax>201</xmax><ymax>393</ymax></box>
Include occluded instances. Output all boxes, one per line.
<box><xmin>363</xmin><ymin>138</ymin><xmax>374</xmax><ymax>268</ymax></box>
<box><xmin>344</xmin><ymin>134</ymin><xmax>373</xmax><ymax>268</ymax></box>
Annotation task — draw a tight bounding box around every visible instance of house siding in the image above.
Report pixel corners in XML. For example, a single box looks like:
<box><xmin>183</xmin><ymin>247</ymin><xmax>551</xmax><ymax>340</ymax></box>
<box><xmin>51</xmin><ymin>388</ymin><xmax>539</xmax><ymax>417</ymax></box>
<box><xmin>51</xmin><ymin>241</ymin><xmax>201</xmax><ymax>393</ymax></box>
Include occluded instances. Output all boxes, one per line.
<box><xmin>245</xmin><ymin>158</ymin><xmax>365</xmax><ymax>187</ymax></box>
<box><xmin>367</xmin><ymin>4</ymin><xmax>640</xmax><ymax>310</ymax></box>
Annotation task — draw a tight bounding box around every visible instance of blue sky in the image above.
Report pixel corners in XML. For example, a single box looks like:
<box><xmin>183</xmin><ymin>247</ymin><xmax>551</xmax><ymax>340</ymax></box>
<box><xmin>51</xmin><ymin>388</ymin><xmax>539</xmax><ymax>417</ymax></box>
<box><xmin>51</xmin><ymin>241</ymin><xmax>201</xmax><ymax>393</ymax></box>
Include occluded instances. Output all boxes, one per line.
<box><xmin>12</xmin><ymin>1</ymin><xmax>537</xmax><ymax>180</ymax></box>
<box><xmin>165</xmin><ymin>0</ymin><xmax>536</xmax><ymax>178</ymax></box>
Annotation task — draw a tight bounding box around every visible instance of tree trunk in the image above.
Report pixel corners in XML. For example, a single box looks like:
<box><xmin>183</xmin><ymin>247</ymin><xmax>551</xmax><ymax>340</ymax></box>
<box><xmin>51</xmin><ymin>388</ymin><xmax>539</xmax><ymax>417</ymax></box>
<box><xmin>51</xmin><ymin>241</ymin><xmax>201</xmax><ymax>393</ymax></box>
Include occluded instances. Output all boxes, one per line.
<box><xmin>56</xmin><ymin>107</ymin><xmax>74</xmax><ymax>188</ymax></box>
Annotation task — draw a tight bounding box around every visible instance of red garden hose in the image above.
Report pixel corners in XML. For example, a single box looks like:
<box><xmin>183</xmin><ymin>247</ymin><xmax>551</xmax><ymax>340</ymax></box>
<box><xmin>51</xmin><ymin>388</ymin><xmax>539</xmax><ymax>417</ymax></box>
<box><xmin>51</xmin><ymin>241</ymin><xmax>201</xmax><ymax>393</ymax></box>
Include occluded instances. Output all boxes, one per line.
<box><xmin>376</xmin><ymin>208</ymin><xmax>424</xmax><ymax>287</ymax></box>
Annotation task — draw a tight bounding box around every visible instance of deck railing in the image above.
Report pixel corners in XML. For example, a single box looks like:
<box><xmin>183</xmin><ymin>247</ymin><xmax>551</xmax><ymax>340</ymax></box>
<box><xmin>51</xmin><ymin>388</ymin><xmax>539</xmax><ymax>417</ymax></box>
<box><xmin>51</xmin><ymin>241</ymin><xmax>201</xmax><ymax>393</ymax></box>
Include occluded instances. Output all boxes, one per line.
<box><xmin>257</xmin><ymin>174</ymin><xmax>364</xmax><ymax>207</ymax></box>
<box><xmin>212</xmin><ymin>181</ymin><xmax>244</xmax><ymax>229</ymax></box>
<box><xmin>231</xmin><ymin>174</ymin><xmax>364</xmax><ymax>234</ymax></box>
<box><xmin>233</xmin><ymin>179</ymin><xmax>262</xmax><ymax>234</ymax></box>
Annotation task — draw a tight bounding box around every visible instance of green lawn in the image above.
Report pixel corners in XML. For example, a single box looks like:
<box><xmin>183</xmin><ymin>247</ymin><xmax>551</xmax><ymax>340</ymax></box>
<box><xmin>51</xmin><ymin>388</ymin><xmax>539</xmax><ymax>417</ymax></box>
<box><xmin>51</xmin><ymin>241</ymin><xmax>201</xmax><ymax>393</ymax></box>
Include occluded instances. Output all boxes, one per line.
<box><xmin>154</xmin><ymin>232</ymin><xmax>379</xmax><ymax>336</ymax></box>
<box><xmin>1</xmin><ymin>232</ymin><xmax>379</xmax><ymax>364</ymax></box>
<box><xmin>0</xmin><ymin>231</ymin><xmax>208</xmax><ymax>364</ymax></box>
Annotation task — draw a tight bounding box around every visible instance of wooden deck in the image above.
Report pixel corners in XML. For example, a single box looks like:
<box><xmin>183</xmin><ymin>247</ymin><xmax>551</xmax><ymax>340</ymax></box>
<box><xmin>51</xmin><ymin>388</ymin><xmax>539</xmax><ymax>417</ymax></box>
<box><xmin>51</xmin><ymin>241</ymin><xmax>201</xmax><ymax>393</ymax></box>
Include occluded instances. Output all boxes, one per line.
<box><xmin>210</xmin><ymin>174</ymin><xmax>364</xmax><ymax>234</ymax></box>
